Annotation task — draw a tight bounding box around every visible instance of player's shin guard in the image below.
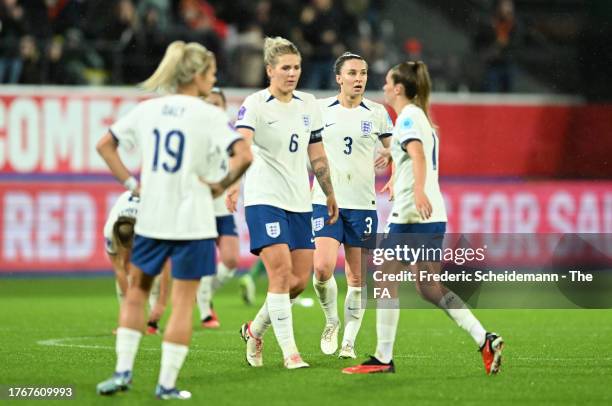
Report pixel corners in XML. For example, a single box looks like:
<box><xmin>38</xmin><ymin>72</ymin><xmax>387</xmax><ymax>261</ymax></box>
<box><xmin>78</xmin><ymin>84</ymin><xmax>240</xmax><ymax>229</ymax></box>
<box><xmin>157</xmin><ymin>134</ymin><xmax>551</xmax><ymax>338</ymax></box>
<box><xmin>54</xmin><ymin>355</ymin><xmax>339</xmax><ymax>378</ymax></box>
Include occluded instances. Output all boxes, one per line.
<box><xmin>196</xmin><ymin>275</ymin><xmax>214</xmax><ymax>320</ymax></box>
<box><xmin>342</xmin><ymin>285</ymin><xmax>365</xmax><ymax>348</ymax></box>
<box><xmin>115</xmin><ymin>327</ymin><xmax>142</xmax><ymax>373</ymax></box>
<box><xmin>251</xmin><ymin>301</ymin><xmax>271</xmax><ymax>338</ymax></box>
<box><xmin>313</xmin><ymin>274</ymin><xmax>339</xmax><ymax>324</ymax></box>
<box><xmin>267</xmin><ymin>292</ymin><xmax>299</xmax><ymax>359</ymax></box>
<box><xmin>158</xmin><ymin>342</ymin><xmax>189</xmax><ymax>390</ymax></box>
<box><xmin>438</xmin><ymin>292</ymin><xmax>487</xmax><ymax>347</ymax></box>
<box><xmin>374</xmin><ymin>299</ymin><xmax>400</xmax><ymax>364</ymax></box>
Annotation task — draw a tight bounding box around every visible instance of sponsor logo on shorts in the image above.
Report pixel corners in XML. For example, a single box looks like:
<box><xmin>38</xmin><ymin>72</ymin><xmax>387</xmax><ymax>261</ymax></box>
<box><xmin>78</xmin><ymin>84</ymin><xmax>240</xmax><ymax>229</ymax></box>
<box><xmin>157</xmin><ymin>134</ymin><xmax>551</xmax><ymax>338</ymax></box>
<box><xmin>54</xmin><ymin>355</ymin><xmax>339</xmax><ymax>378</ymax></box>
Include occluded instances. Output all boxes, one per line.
<box><xmin>265</xmin><ymin>222</ymin><xmax>281</xmax><ymax>238</ymax></box>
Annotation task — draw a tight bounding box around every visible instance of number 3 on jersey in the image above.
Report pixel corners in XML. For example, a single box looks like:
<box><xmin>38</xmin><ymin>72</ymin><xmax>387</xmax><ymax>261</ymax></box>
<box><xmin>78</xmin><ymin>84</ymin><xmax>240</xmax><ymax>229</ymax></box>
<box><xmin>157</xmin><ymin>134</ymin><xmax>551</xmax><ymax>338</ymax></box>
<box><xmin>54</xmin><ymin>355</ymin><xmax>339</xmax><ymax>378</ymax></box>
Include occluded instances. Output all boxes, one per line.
<box><xmin>152</xmin><ymin>129</ymin><xmax>185</xmax><ymax>173</ymax></box>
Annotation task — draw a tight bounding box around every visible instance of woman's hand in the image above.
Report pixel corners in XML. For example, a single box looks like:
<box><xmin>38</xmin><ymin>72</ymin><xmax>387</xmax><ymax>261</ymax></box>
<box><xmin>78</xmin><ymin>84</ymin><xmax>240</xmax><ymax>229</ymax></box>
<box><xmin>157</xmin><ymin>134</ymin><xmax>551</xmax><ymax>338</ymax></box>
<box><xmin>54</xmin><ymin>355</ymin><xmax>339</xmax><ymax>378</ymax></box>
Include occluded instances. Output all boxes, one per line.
<box><xmin>415</xmin><ymin>190</ymin><xmax>432</xmax><ymax>220</ymax></box>
<box><xmin>380</xmin><ymin>179</ymin><xmax>394</xmax><ymax>201</ymax></box>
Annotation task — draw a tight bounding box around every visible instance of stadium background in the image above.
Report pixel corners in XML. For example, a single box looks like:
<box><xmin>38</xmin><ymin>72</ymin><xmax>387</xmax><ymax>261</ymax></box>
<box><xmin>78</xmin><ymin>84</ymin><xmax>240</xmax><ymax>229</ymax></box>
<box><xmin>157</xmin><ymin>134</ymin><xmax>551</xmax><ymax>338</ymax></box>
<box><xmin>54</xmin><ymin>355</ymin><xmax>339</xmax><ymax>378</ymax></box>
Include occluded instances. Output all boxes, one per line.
<box><xmin>1</xmin><ymin>1</ymin><xmax>612</xmax><ymax>404</ymax></box>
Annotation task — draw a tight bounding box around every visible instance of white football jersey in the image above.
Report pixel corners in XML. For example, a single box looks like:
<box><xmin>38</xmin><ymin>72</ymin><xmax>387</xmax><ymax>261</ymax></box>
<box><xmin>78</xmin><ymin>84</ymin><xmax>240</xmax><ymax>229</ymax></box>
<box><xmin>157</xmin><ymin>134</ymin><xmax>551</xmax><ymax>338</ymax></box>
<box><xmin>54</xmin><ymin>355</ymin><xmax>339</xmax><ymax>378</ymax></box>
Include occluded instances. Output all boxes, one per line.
<box><xmin>213</xmin><ymin>192</ymin><xmax>230</xmax><ymax>216</ymax></box>
<box><xmin>235</xmin><ymin>89</ymin><xmax>322</xmax><ymax>212</ymax></box>
<box><xmin>103</xmin><ymin>191</ymin><xmax>139</xmax><ymax>254</ymax></box>
<box><xmin>312</xmin><ymin>97</ymin><xmax>392</xmax><ymax>209</ymax></box>
<box><xmin>389</xmin><ymin>104</ymin><xmax>447</xmax><ymax>224</ymax></box>
<box><xmin>110</xmin><ymin>94</ymin><xmax>240</xmax><ymax>239</ymax></box>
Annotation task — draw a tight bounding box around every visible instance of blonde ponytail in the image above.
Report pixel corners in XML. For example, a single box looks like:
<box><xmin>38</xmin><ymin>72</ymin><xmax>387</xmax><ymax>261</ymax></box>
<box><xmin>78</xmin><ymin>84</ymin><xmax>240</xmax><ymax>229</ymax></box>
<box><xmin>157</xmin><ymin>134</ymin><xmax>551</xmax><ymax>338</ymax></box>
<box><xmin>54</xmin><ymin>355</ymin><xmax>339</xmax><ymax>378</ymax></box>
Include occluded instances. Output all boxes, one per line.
<box><xmin>141</xmin><ymin>41</ymin><xmax>215</xmax><ymax>93</ymax></box>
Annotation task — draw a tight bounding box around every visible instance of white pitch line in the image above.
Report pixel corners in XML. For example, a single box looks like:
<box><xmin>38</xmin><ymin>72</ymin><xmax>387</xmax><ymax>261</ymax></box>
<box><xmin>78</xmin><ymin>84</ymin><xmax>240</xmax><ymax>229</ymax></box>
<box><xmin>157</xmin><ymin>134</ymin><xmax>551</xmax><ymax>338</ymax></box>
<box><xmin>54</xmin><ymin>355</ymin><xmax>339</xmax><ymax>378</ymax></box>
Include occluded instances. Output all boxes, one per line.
<box><xmin>36</xmin><ymin>336</ymin><xmax>612</xmax><ymax>363</ymax></box>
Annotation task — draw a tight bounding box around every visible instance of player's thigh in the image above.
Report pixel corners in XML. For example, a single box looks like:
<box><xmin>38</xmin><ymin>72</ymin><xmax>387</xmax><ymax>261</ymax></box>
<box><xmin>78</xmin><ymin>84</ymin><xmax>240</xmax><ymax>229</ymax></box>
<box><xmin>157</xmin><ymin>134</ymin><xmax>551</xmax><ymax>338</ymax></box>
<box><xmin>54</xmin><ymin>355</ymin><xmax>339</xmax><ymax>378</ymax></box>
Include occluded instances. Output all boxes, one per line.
<box><xmin>290</xmin><ymin>248</ymin><xmax>314</xmax><ymax>290</ymax></box>
<box><xmin>261</xmin><ymin>243</ymin><xmax>293</xmax><ymax>292</ymax></box>
<box><xmin>171</xmin><ymin>278</ymin><xmax>200</xmax><ymax>309</ymax></box>
<box><xmin>127</xmin><ymin>262</ymin><xmax>156</xmax><ymax>292</ymax></box>
<box><xmin>313</xmin><ymin>237</ymin><xmax>340</xmax><ymax>279</ymax></box>
<box><xmin>217</xmin><ymin>235</ymin><xmax>240</xmax><ymax>269</ymax></box>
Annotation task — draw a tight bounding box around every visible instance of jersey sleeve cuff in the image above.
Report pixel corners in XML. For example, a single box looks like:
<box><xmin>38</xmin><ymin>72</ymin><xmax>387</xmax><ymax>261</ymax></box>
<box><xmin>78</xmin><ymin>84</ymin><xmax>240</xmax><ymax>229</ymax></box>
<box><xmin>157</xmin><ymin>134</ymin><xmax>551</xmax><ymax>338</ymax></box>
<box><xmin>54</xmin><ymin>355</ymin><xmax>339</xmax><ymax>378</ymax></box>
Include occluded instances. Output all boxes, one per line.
<box><xmin>235</xmin><ymin>124</ymin><xmax>255</xmax><ymax>132</ymax></box>
<box><xmin>226</xmin><ymin>138</ymin><xmax>242</xmax><ymax>157</ymax></box>
<box><xmin>400</xmin><ymin>138</ymin><xmax>421</xmax><ymax>151</ymax></box>
<box><xmin>109</xmin><ymin>129</ymin><xmax>119</xmax><ymax>145</ymax></box>
<box><xmin>378</xmin><ymin>132</ymin><xmax>393</xmax><ymax>140</ymax></box>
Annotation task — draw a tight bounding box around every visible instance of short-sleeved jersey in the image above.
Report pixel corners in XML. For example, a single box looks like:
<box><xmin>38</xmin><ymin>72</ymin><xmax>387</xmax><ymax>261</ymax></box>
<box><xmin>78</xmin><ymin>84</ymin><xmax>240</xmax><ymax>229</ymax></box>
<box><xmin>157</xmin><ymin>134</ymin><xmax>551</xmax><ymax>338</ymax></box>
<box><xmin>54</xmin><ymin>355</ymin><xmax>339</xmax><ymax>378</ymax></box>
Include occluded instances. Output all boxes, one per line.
<box><xmin>213</xmin><ymin>192</ymin><xmax>230</xmax><ymax>216</ymax></box>
<box><xmin>235</xmin><ymin>89</ymin><xmax>323</xmax><ymax>212</ymax></box>
<box><xmin>312</xmin><ymin>97</ymin><xmax>392</xmax><ymax>209</ymax></box>
<box><xmin>389</xmin><ymin>104</ymin><xmax>447</xmax><ymax>224</ymax></box>
<box><xmin>110</xmin><ymin>94</ymin><xmax>240</xmax><ymax>239</ymax></box>
<box><xmin>103</xmin><ymin>191</ymin><xmax>139</xmax><ymax>255</ymax></box>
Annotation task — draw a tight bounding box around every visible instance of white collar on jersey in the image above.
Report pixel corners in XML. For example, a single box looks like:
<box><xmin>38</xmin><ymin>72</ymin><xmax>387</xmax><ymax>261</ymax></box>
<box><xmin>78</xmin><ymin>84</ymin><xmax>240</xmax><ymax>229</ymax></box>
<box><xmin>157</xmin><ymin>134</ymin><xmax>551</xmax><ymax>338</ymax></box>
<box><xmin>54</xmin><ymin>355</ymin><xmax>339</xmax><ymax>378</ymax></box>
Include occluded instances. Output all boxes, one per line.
<box><xmin>265</xmin><ymin>88</ymin><xmax>302</xmax><ymax>102</ymax></box>
<box><xmin>327</xmin><ymin>98</ymin><xmax>371</xmax><ymax>110</ymax></box>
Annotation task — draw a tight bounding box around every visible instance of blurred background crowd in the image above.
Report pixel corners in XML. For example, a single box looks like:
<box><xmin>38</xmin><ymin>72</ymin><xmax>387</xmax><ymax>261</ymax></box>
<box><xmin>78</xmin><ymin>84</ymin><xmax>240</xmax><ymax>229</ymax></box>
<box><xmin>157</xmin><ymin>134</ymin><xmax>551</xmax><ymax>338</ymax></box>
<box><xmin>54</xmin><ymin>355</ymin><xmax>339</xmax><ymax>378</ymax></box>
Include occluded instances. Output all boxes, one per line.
<box><xmin>1</xmin><ymin>0</ymin><xmax>610</xmax><ymax>99</ymax></box>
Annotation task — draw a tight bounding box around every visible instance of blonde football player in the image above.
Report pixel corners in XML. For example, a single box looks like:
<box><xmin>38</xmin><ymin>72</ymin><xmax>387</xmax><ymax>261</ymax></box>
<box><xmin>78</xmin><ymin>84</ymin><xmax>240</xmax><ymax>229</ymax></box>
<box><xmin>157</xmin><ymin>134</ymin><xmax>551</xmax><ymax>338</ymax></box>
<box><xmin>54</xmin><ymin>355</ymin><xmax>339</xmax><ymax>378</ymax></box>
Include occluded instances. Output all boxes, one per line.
<box><xmin>312</xmin><ymin>52</ymin><xmax>393</xmax><ymax>359</ymax></box>
<box><xmin>95</xmin><ymin>41</ymin><xmax>252</xmax><ymax>399</ymax></box>
<box><xmin>344</xmin><ymin>61</ymin><xmax>503</xmax><ymax>375</ymax></box>
<box><xmin>234</xmin><ymin>36</ymin><xmax>339</xmax><ymax>369</ymax></box>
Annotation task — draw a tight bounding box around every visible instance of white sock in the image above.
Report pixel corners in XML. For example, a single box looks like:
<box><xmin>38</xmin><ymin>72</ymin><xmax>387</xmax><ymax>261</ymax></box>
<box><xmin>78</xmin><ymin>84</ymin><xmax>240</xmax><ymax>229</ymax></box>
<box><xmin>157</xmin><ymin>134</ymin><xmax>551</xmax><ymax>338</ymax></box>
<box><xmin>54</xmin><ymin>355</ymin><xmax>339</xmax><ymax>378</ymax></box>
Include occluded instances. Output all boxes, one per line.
<box><xmin>158</xmin><ymin>342</ymin><xmax>189</xmax><ymax>389</ymax></box>
<box><xmin>374</xmin><ymin>298</ymin><xmax>399</xmax><ymax>364</ymax></box>
<box><xmin>438</xmin><ymin>292</ymin><xmax>487</xmax><ymax>347</ymax></box>
<box><xmin>313</xmin><ymin>274</ymin><xmax>339</xmax><ymax>324</ymax></box>
<box><xmin>148</xmin><ymin>275</ymin><xmax>161</xmax><ymax>312</ymax></box>
<box><xmin>267</xmin><ymin>292</ymin><xmax>298</xmax><ymax>358</ymax></box>
<box><xmin>342</xmin><ymin>286</ymin><xmax>365</xmax><ymax>347</ymax></box>
<box><xmin>250</xmin><ymin>301</ymin><xmax>271</xmax><ymax>338</ymax></box>
<box><xmin>115</xmin><ymin>327</ymin><xmax>142</xmax><ymax>373</ymax></box>
<box><xmin>212</xmin><ymin>263</ymin><xmax>236</xmax><ymax>292</ymax></box>
<box><xmin>197</xmin><ymin>275</ymin><xmax>213</xmax><ymax>319</ymax></box>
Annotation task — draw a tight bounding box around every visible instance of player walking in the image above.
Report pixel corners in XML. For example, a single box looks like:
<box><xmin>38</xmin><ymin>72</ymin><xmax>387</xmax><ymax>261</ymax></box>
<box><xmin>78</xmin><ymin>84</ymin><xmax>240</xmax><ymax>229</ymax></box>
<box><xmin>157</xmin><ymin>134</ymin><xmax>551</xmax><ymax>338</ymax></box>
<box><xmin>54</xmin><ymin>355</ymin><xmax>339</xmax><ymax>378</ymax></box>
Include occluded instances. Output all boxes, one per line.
<box><xmin>312</xmin><ymin>52</ymin><xmax>393</xmax><ymax>359</ymax></box>
<box><xmin>235</xmin><ymin>36</ymin><xmax>338</xmax><ymax>369</ymax></box>
<box><xmin>343</xmin><ymin>61</ymin><xmax>503</xmax><ymax>375</ymax></box>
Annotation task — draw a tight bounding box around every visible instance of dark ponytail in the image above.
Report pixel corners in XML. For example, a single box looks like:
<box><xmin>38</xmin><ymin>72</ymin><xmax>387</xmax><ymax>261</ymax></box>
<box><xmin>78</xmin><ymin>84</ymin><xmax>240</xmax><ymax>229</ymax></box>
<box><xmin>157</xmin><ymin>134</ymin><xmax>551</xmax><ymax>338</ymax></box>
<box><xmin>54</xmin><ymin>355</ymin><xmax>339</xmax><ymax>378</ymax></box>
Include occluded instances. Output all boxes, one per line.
<box><xmin>390</xmin><ymin>61</ymin><xmax>433</xmax><ymax>126</ymax></box>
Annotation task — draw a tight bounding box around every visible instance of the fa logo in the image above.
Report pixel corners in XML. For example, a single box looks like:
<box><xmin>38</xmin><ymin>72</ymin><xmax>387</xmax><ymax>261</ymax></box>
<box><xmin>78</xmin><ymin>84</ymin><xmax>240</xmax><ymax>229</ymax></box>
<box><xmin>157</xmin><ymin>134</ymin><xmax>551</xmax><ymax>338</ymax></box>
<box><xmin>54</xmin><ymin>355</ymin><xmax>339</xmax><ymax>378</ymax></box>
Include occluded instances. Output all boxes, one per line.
<box><xmin>302</xmin><ymin>114</ymin><xmax>311</xmax><ymax>128</ymax></box>
<box><xmin>312</xmin><ymin>217</ymin><xmax>324</xmax><ymax>232</ymax></box>
<box><xmin>265</xmin><ymin>222</ymin><xmax>281</xmax><ymax>238</ymax></box>
<box><xmin>361</xmin><ymin>120</ymin><xmax>372</xmax><ymax>137</ymax></box>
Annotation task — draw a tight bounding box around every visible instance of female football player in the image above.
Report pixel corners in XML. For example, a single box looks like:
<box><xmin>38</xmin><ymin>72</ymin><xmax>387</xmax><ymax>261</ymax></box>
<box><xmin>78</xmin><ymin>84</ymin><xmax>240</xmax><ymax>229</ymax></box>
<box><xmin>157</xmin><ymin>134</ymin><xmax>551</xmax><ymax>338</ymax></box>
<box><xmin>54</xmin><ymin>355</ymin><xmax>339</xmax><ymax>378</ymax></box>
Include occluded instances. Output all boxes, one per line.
<box><xmin>96</xmin><ymin>40</ymin><xmax>252</xmax><ymax>399</ymax></box>
<box><xmin>104</xmin><ymin>191</ymin><xmax>170</xmax><ymax>335</ymax></box>
<box><xmin>234</xmin><ymin>36</ymin><xmax>338</xmax><ymax>369</ymax></box>
<box><xmin>196</xmin><ymin>87</ymin><xmax>241</xmax><ymax>328</ymax></box>
<box><xmin>312</xmin><ymin>52</ymin><xmax>393</xmax><ymax>359</ymax></box>
<box><xmin>343</xmin><ymin>61</ymin><xmax>503</xmax><ymax>375</ymax></box>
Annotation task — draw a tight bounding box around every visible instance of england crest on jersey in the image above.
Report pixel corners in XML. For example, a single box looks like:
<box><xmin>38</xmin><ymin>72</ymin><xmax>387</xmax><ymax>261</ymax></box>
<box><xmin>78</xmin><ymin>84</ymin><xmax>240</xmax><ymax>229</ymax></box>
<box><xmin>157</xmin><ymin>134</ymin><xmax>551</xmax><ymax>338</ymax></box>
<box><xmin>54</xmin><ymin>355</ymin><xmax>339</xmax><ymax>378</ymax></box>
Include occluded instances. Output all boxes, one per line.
<box><xmin>266</xmin><ymin>222</ymin><xmax>281</xmax><ymax>238</ymax></box>
<box><xmin>361</xmin><ymin>120</ymin><xmax>372</xmax><ymax>137</ymax></box>
<box><xmin>302</xmin><ymin>114</ymin><xmax>311</xmax><ymax>129</ymax></box>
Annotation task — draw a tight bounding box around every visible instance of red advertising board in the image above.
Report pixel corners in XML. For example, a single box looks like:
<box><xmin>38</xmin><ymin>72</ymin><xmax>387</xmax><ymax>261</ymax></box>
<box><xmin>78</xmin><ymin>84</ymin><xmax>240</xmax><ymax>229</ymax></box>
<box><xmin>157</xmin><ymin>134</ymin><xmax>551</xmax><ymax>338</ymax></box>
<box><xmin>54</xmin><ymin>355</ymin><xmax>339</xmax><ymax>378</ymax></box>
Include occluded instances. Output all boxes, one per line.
<box><xmin>1</xmin><ymin>180</ymin><xmax>610</xmax><ymax>273</ymax></box>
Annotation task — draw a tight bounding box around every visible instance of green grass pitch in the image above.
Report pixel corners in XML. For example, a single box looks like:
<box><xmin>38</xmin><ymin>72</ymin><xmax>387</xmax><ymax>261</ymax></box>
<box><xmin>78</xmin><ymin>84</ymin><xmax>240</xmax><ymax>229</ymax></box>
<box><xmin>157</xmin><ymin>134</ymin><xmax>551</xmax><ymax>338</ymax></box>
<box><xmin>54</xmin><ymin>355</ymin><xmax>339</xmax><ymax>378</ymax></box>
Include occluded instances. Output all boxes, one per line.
<box><xmin>1</xmin><ymin>277</ymin><xmax>611</xmax><ymax>405</ymax></box>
